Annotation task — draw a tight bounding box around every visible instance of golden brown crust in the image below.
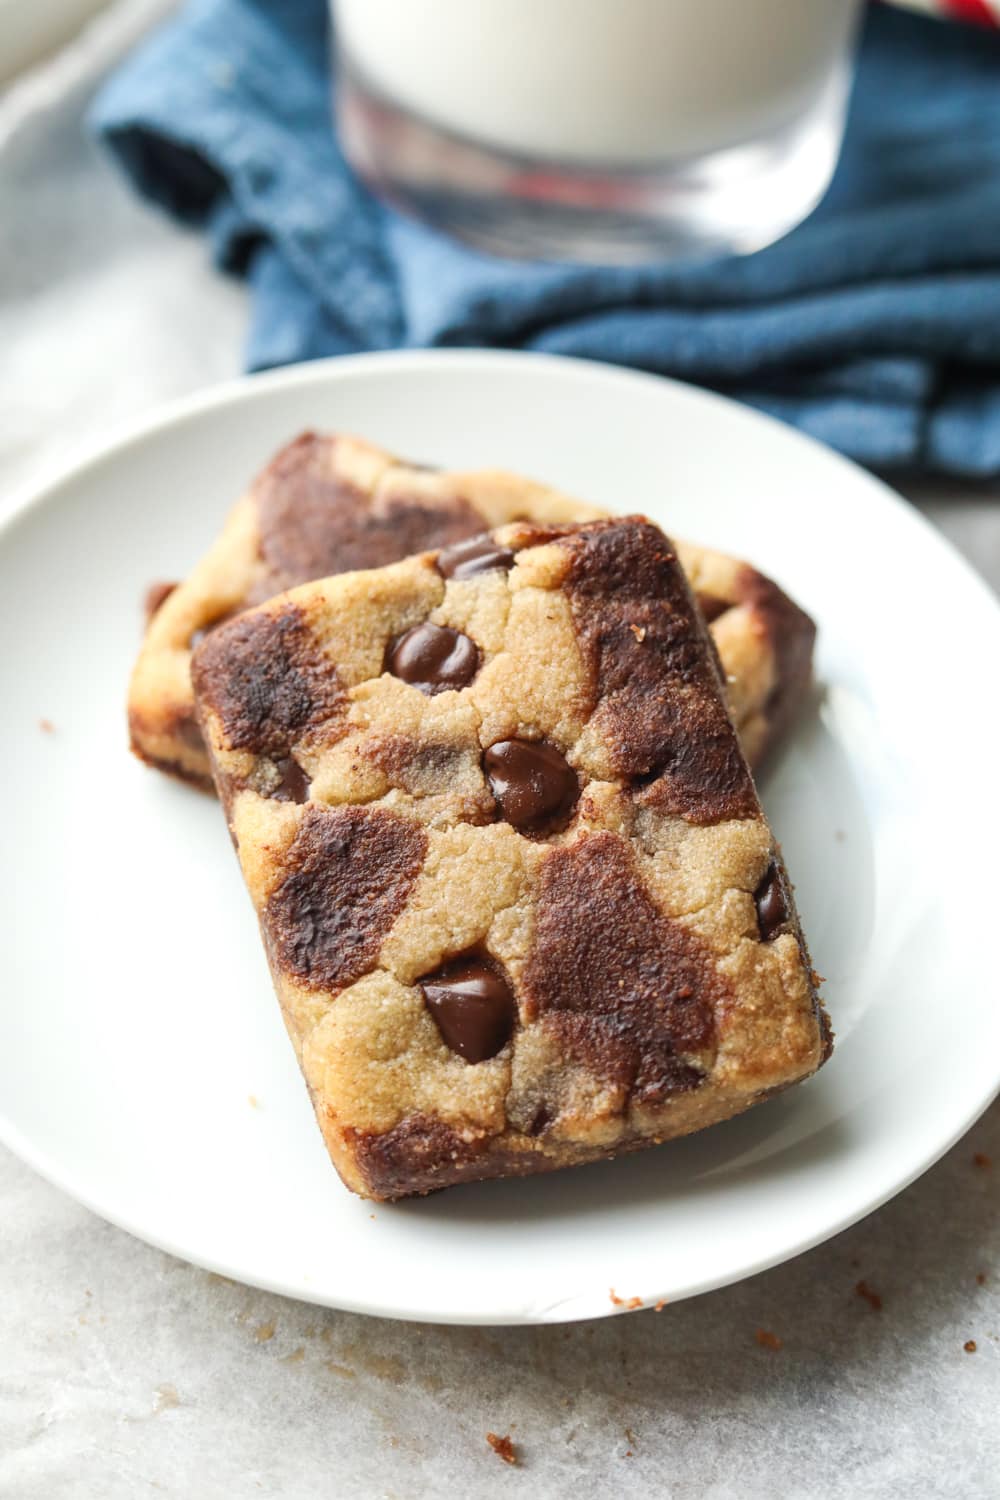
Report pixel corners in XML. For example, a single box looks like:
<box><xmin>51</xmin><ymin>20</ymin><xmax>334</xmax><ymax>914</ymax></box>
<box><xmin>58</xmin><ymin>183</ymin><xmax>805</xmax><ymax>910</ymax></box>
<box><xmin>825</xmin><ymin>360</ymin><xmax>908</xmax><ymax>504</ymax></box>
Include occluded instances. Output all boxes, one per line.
<box><xmin>129</xmin><ymin>432</ymin><xmax>814</xmax><ymax>787</ymax></box>
<box><xmin>194</xmin><ymin>516</ymin><xmax>829</xmax><ymax>1200</ymax></box>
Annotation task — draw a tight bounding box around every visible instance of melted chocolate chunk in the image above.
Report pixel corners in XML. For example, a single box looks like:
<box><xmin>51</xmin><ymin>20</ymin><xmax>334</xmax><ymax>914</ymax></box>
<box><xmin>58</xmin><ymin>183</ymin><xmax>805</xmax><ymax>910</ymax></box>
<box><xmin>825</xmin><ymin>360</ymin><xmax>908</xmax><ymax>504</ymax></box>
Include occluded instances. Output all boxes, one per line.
<box><xmin>264</xmin><ymin>806</ymin><xmax>427</xmax><ymax>992</ymax></box>
<box><xmin>754</xmin><ymin>862</ymin><xmax>788</xmax><ymax>941</ymax></box>
<box><xmin>419</xmin><ymin>953</ymin><xmax>516</xmax><ymax>1063</ymax></box>
<box><xmin>522</xmin><ymin>832</ymin><xmax>726</xmax><ymax>1107</ymax></box>
<box><xmin>270</xmin><ymin>755</ymin><xmax>310</xmax><ymax>803</ymax></box>
<box><xmin>483</xmin><ymin>740</ymin><xmax>579</xmax><ymax>833</ymax></box>
<box><xmin>436</xmin><ymin>534</ymin><xmax>515</xmax><ymax>580</ymax></box>
<box><xmin>386</xmin><ymin>623</ymin><xmax>479</xmax><ymax>694</ymax></box>
<box><xmin>559</xmin><ymin>518</ymin><xmax>758</xmax><ymax>826</ymax></box>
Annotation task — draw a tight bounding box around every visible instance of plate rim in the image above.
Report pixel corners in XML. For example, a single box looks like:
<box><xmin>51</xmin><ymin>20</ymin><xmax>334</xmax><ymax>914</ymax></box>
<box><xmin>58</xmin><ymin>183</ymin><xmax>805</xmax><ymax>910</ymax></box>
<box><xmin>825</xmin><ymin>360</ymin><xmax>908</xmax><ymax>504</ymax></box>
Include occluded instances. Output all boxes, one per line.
<box><xmin>2</xmin><ymin>347</ymin><xmax>998</xmax><ymax>1325</ymax></box>
<box><xmin>4</xmin><ymin>346</ymin><xmax>999</xmax><ymax>625</ymax></box>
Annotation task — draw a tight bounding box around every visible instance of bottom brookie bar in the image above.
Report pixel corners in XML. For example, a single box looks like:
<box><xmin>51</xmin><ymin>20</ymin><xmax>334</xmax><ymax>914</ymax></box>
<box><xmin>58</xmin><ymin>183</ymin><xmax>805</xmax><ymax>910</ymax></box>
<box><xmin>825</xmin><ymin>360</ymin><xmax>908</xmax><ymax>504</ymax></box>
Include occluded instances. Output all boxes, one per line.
<box><xmin>129</xmin><ymin>432</ymin><xmax>815</xmax><ymax>787</ymax></box>
<box><xmin>192</xmin><ymin>516</ymin><xmax>830</xmax><ymax>1200</ymax></box>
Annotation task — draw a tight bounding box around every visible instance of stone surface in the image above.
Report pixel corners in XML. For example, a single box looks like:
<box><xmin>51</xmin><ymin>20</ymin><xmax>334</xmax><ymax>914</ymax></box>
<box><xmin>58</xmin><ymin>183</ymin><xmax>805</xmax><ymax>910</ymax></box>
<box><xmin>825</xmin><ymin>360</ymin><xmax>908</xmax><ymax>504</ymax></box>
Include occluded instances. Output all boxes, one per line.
<box><xmin>1</xmin><ymin>9</ymin><xmax>998</xmax><ymax>1497</ymax></box>
<box><xmin>1</xmin><ymin>1118</ymin><xmax>997</xmax><ymax>1499</ymax></box>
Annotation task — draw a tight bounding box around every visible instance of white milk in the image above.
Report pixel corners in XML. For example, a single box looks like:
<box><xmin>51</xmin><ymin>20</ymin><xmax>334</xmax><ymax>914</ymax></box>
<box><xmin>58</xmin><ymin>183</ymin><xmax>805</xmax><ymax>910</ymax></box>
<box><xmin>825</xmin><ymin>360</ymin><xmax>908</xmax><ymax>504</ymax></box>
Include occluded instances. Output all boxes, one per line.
<box><xmin>334</xmin><ymin>0</ymin><xmax>862</xmax><ymax>166</ymax></box>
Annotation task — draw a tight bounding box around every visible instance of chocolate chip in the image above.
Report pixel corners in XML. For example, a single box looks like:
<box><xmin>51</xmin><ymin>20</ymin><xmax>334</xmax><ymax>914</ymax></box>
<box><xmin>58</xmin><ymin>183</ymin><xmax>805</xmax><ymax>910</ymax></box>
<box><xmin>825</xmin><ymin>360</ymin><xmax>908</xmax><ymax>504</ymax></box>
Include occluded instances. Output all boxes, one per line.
<box><xmin>386</xmin><ymin>623</ymin><xmax>479</xmax><ymax>694</ymax></box>
<box><xmin>419</xmin><ymin>953</ymin><xmax>516</xmax><ymax>1063</ymax></box>
<box><xmin>754</xmin><ymin>862</ymin><xmax>788</xmax><ymax>940</ymax></box>
<box><xmin>436</xmin><ymin>534</ymin><xmax>515</xmax><ymax>580</ymax></box>
<box><xmin>483</xmin><ymin>739</ymin><xmax>579</xmax><ymax>833</ymax></box>
<box><xmin>270</xmin><ymin>755</ymin><xmax>310</xmax><ymax>803</ymax></box>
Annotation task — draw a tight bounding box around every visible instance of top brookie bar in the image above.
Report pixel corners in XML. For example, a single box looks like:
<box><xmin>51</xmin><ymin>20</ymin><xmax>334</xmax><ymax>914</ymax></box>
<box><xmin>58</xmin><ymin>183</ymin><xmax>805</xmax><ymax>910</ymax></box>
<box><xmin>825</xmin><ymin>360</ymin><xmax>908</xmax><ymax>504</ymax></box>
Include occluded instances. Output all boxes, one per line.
<box><xmin>129</xmin><ymin>433</ymin><xmax>815</xmax><ymax>788</ymax></box>
<box><xmin>192</xmin><ymin>515</ymin><xmax>830</xmax><ymax>1200</ymax></box>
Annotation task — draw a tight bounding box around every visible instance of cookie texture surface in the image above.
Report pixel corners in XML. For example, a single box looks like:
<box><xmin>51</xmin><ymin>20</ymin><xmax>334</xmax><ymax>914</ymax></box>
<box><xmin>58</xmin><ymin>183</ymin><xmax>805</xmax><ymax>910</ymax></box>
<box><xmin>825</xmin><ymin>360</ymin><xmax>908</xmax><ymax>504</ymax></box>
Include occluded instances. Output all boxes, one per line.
<box><xmin>193</xmin><ymin>516</ymin><xmax>830</xmax><ymax>1201</ymax></box>
<box><xmin>129</xmin><ymin>433</ymin><xmax>814</xmax><ymax>788</ymax></box>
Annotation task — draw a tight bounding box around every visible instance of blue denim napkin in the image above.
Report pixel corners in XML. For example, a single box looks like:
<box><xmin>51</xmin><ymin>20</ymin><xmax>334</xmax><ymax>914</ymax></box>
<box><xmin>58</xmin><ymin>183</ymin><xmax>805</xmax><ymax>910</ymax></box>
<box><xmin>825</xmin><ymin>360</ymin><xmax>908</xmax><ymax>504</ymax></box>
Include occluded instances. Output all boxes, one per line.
<box><xmin>92</xmin><ymin>1</ymin><xmax>1000</xmax><ymax>475</ymax></box>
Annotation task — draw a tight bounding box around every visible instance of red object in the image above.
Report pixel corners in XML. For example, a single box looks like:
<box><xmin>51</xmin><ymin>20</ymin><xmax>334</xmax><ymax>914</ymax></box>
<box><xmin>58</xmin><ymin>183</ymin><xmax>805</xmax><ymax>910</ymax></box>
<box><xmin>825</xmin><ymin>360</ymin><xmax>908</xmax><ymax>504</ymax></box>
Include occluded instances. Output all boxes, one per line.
<box><xmin>886</xmin><ymin>0</ymin><xmax>998</xmax><ymax>24</ymax></box>
<box><xmin>940</xmin><ymin>0</ymin><xmax>997</xmax><ymax>24</ymax></box>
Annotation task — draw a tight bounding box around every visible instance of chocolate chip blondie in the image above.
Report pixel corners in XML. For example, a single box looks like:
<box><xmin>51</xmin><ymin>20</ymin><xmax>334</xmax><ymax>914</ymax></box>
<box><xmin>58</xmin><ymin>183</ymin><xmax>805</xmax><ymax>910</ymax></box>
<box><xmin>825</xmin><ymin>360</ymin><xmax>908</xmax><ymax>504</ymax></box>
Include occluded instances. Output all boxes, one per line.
<box><xmin>192</xmin><ymin>516</ymin><xmax>830</xmax><ymax>1201</ymax></box>
<box><xmin>129</xmin><ymin>432</ymin><xmax>814</xmax><ymax>788</ymax></box>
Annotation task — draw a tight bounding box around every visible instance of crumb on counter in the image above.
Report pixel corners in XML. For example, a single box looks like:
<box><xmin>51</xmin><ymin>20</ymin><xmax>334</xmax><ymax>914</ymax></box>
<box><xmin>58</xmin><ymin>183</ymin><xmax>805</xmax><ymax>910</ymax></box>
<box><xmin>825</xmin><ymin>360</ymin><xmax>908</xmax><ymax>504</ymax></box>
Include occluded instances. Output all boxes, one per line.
<box><xmin>654</xmin><ymin>1300</ymin><xmax>667</xmax><ymax>1313</ymax></box>
<box><xmin>755</xmin><ymin>1329</ymin><xmax>783</xmax><ymax>1351</ymax></box>
<box><xmin>964</xmin><ymin>1340</ymin><xmax>977</xmax><ymax>1354</ymax></box>
<box><xmin>855</xmin><ymin>1280</ymin><xmax>882</xmax><ymax>1312</ymax></box>
<box><xmin>628</xmin><ymin>623</ymin><xmax>647</xmax><ymax>642</ymax></box>
<box><xmin>973</xmin><ymin>1152</ymin><xmax>991</xmax><ymax>1169</ymax></box>
<box><xmin>38</xmin><ymin>718</ymin><xmax>55</xmax><ymax>734</ymax></box>
<box><xmin>254</xmin><ymin>1319</ymin><xmax>276</xmax><ymax>1342</ymax></box>
<box><xmin>486</xmin><ymin>1432</ymin><xmax>517</xmax><ymax>1465</ymax></box>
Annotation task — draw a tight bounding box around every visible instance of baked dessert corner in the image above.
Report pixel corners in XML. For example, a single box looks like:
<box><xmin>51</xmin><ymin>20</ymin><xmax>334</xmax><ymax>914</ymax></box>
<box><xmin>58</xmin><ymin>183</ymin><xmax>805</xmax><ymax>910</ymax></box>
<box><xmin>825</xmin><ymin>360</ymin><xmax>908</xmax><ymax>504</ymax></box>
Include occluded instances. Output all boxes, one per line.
<box><xmin>192</xmin><ymin>514</ymin><xmax>830</xmax><ymax>1199</ymax></box>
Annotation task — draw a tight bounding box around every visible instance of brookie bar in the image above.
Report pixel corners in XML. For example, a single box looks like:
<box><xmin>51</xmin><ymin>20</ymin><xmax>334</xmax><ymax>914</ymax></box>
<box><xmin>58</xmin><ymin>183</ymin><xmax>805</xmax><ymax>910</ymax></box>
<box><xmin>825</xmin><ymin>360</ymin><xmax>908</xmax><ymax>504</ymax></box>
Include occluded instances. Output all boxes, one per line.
<box><xmin>192</xmin><ymin>515</ymin><xmax>830</xmax><ymax>1200</ymax></box>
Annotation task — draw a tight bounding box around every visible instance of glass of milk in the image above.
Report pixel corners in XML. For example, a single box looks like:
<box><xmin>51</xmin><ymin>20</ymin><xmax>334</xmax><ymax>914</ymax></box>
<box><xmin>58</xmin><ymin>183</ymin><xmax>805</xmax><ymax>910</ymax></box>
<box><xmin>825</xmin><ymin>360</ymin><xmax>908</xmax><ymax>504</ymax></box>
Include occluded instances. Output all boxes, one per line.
<box><xmin>332</xmin><ymin>0</ymin><xmax>862</xmax><ymax>263</ymax></box>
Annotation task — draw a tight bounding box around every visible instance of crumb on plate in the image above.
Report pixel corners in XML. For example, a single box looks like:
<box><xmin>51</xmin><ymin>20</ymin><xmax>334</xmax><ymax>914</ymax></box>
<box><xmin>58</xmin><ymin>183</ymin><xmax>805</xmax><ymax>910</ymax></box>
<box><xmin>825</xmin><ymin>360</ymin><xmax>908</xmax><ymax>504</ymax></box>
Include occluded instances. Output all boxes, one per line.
<box><xmin>486</xmin><ymin>1432</ymin><xmax>517</xmax><ymax>1465</ymax></box>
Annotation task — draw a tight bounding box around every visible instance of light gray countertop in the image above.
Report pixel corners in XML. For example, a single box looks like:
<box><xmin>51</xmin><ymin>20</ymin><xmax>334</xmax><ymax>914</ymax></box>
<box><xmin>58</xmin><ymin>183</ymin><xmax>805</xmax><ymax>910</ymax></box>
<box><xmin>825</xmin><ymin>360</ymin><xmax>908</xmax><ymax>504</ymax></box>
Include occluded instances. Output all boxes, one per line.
<box><xmin>1</xmin><ymin>11</ymin><xmax>997</xmax><ymax>1497</ymax></box>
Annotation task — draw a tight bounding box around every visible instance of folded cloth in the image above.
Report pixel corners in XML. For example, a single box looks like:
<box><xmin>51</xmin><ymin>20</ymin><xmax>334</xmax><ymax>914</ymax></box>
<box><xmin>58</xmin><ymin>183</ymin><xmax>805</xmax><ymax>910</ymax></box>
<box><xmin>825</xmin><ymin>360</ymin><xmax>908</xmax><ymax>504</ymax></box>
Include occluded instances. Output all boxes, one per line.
<box><xmin>92</xmin><ymin>0</ymin><xmax>1000</xmax><ymax>476</ymax></box>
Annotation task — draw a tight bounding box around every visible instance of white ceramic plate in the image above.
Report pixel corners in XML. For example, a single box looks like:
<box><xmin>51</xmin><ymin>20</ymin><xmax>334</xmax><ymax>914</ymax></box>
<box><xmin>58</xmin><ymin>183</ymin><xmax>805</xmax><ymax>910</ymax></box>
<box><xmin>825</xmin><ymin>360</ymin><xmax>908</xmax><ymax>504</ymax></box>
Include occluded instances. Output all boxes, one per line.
<box><xmin>1</xmin><ymin>351</ymin><xmax>997</xmax><ymax>1325</ymax></box>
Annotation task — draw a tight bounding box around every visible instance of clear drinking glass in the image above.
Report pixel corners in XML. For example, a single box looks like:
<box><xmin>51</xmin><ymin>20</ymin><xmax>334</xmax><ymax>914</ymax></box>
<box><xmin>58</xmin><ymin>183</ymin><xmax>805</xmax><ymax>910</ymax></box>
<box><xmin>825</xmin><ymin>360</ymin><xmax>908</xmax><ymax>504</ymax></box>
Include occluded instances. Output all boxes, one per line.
<box><xmin>331</xmin><ymin>0</ymin><xmax>863</xmax><ymax>264</ymax></box>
